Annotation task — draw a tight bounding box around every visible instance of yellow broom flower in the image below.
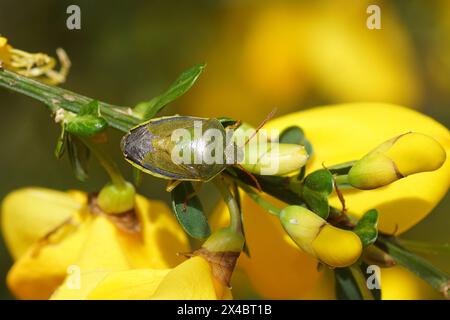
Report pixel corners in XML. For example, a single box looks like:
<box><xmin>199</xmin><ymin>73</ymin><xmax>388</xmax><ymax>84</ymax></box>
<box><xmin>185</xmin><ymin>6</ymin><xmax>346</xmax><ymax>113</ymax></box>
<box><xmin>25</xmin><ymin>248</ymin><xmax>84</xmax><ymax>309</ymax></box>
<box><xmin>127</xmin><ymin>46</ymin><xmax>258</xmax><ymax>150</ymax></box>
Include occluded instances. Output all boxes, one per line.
<box><xmin>1</xmin><ymin>187</ymin><xmax>190</xmax><ymax>299</ymax></box>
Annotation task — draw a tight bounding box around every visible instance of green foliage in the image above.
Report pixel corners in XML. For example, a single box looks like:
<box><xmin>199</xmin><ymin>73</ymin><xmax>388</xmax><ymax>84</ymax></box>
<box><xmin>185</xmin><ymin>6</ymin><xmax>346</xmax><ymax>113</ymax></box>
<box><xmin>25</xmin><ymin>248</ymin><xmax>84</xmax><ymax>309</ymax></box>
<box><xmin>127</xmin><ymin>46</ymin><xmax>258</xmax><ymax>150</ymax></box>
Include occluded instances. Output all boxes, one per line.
<box><xmin>65</xmin><ymin>100</ymin><xmax>108</xmax><ymax>137</ymax></box>
<box><xmin>171</xmin><ymin>181</ymin><xmax>211</xmax><ymax>239</ymax></box>
<box><xmin>134</xmin><ymin>63</ymin><xmax>206</xmax><ymax>120</ymax></box>
<box><xmin>354</xmin><ymin>209</ymin><xmax>379</xmax><ymax>247</ymax></box>
<box><xmin>279</xmin><ymin>125</ymin><xmax>313</xmax><ymax>155</ymax></box>
<box><xmin>302</xmin><ymin>169</ymin><xmax>333</xmax><ymax>219</ymax></box>
<box><xmin>67</xmin><ymin>135</ymin><xmax>90</xmax><ymax>181</ymax></box>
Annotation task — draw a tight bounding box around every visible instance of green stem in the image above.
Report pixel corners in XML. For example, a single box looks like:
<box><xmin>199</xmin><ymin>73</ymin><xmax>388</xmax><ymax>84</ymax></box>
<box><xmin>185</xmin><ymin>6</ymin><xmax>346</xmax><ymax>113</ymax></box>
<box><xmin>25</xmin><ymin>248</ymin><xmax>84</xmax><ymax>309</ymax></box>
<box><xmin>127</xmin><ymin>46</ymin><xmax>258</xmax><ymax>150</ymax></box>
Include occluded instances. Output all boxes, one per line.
<box><xmin>377</xmin><ymin>235</ymin><xmax>450</xmax><ymax>298</ymax></box>
<box><xmin>397</xmin><ymin>238</ymin><xmax>450</xmax><ymax>255</ymax></box>
<box><xmin>81</xmin><ymin>137</ymin><xmax>126</xmax><ymax>188</ymax></box>
<box><xmin>237</xmin><ymin>181</ymin><xmax>282</xmax><ymax>216</ymax></box>
<box><xmin>334</xmin><ymin>174</ymin><xmax>349</xmax><ymax>186</ymax></box>
<box><xmin>214</xmin><ymin>177</ymin><xmax>243</xmax><ymax>234</ymax></box>
<box><xmin>349</xmin><ymin>265</ymin><xmax>374</xmax><ymax>300</ymax></box>
<box><xmin>0</xmin><ymin>69</ymin><xmax>140</xmax><ymax>132</ymax></box>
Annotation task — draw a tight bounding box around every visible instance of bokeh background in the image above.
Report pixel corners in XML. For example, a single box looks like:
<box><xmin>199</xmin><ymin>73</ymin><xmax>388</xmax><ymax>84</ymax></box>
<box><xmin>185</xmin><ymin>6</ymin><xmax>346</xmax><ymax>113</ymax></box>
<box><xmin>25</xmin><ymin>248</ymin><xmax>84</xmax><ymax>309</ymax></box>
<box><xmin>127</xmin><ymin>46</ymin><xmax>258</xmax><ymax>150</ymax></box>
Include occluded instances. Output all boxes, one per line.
<box><xmin>0</xmin><ymin>0</ymin><xmax>449</xmax><ymax>299</ymax></box>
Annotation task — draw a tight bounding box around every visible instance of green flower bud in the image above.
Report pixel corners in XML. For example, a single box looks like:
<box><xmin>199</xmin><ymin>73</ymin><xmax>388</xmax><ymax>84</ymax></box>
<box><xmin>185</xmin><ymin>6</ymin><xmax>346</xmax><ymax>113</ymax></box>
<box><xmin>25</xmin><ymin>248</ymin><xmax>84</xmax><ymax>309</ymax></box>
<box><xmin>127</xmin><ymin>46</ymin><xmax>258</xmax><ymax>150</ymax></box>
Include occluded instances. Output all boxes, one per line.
<box><xmin>240</xmin><ymin>142</ymin><xmax>308</xmax><ymax>176</ymax></box>
<box><xmin>97</xmin><ymin>181</ymin><xmax>136</xmax><ymax>214</ymax></box>
<box><xmin>280</xmin><ymin>205</ymin><xmax>362</xmax><ymax>267</ymax></box>
<box><xmin>202</xmin><ymin>227</ymin><xmax>244</xmax><ymax>253</ymax></box>
<box><xmin>348</xmin><ymin>132</ymin><xmax>446</xmax><ymax>190</ymax></box>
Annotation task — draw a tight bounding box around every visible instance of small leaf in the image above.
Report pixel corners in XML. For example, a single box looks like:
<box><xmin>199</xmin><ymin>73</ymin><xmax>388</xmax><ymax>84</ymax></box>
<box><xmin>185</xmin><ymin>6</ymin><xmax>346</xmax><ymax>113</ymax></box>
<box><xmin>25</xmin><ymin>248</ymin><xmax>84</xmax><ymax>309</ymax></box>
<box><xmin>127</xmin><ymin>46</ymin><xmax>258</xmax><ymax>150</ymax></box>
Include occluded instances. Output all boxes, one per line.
<box><xmin>66</xmin><ymin>115</ymin><xmax>108</xmax><ymax>137</ymax></box>
<box><xmin>279</xmin><ymin>126</ymin><xmax>304</xmax><ymax>144</ymax></box>
<box><xmin>54</xmin><ymin>124</ymin><xmax>67</xmax><ymax>159</ymax></box>
<box><xmin>302</xmin><ymin>188</ymin><xmax>329</xmax><ymax>219</ymax></box>
<box><xmin>302</xmin><ymin>169</ymin><xmax>334</xmax><ymax>219</ymax></box>
<box><xmin>354</xmin><ymin>209</ymin><xmax>379</xmax><ymax>247</ymax></box>
<box><xmin>67</xmin><ymin>135</ymin><xmax>90</xmax><ymax>181</ymax></box>
<box><xmin>279</xmin><ymin>125</ymin><xmax>314</xmax><ymax>155</ymax></box>
<box><xmin>335</xmin><ymin>268</ymin><xmax>363</xmax><ymax>300</ymax></box>
<box><xmin>137</xmin><ymin>63</ymin><xmax>206</xmax><ymax>120</ymax></box>
<box><xmin>171</xmin><ymin>181</ymin><xmax>211</xmax><ymax>239</ymax></box>
<box><xmin>304</xmin><ymin>169</ymin><xmax>334</xmax><ymax>193</ymax></box>
<box><xmin>79</xmin><ymin>100</ymin><xmax>100</xmax><ymax>116</ymax></box>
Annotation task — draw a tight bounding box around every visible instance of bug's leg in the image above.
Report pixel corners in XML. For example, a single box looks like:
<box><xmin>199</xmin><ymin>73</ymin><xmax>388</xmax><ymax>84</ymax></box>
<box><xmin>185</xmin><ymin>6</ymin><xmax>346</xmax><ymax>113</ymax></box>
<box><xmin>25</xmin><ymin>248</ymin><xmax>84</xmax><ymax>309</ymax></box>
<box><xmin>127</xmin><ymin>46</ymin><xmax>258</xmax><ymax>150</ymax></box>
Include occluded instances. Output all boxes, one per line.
<box><xmin>166</xmin><ymin>179</ymin><xmax>182</xmax><ymax>192</ymax></box>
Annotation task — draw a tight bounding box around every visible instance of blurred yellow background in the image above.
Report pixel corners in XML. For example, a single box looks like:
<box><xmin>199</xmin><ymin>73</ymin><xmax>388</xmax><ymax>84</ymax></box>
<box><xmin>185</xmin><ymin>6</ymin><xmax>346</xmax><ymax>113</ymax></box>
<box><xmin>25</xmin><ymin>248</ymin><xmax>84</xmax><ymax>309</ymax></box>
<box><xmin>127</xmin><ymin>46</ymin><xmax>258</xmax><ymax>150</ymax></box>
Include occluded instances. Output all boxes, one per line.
<box><xmin>0</xmin><ymin>0</ymin><xmax>449</xmax><ymax>299</ymax></box>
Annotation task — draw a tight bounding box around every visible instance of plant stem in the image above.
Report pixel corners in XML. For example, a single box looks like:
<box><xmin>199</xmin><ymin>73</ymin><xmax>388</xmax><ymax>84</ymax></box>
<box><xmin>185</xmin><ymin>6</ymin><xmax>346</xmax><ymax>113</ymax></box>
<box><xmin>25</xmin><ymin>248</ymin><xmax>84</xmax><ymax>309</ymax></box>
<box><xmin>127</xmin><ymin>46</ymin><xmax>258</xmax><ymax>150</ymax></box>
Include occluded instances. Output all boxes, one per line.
<box><xmin>0</xmin><ymin>69</ymin><xmax>140</xmax><ymax>132</ymax></box>
<box><xmin>237</xmin><ymin>181</ymin><xmax>282</xmax><ymax>216</ymax></box>
<box><xmin>349</xmin><ymin>265</ymin><xmax>374</xmax><ymax>300</ymax></box>
<box><xmin>81</xmin><ymin>137</ymin><xmax>126</xmax><ymax>188</ymax></box>
<box><xmin>214</xmin><ymin>177</ymin><xmax>243</xmax><ymax>234</ymax></box>
<box><xmin>377</xmin><ymin>235</ymin><xmax>450</xmax><ymax>298</ymax></box>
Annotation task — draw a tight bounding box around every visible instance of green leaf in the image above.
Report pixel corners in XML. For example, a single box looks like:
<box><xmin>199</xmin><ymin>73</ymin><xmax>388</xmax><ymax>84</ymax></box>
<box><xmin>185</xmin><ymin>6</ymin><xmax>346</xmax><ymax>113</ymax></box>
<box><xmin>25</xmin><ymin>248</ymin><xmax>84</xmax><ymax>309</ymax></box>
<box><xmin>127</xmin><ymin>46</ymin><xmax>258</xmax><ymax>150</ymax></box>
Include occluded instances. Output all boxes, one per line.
<box><xmin>279</xmin><ymin>125</ymin><xmax>314</xmax><ymax>155</ymax></box>
<box><xmin>302</xmin><ymin>169</ymin><xmax>333</xmax><ymax>219</ymax></box>
<box><xmin>137</xmin><ymin>63</ymin><xmax>206</xmax><ymax>120</ymax></box>
<box><xmin>66</xmin><ymin>115</ymin><xmax>108</xmax><ymax>137</ymax></box>
<box><xmin>304</xmin><ymin>169</ymin><xmax>334</xmax><ymax>193</ymax></box>
<box><xmin>335</xmin><ymin>268</ymin><xmax>363</xmax><ymax>300</ymax></box>
<box><xmin>302</xmin><ymin>188</ymin><xmax>329</xmax><ymax>219</ymax></box>
<box><xmin>65</xmin><ymin>100</ymin><xmax>107</xmax><ymax>137</ymax></box>
<box><xmin>79</xmin><ymin>100</ymin><xmax>101</xmax><ymax>116</ymax></box>
<box><xmin>354</xmin><ymin>209</ymin><xmax>379</xmax><ymax>247</ymax></box>
<box><xmin>335</xmin><ymin>266</ymin><xmax>379</xmax><ymax>300</ymax></box>
<box><xmin>67</xmin><ymin>135</ymin><xmax>90</xmax><ymax>181</ymax></box>
<box><xmin>54</xmin><ymin>124</ymin><xmax>67</xmax><ymax>159</ymax></box>
<box><xmin>377</xmin><ymin>235</ymin><xmax>450</xmax><ymax>297</ymax></box>
<box><xmin>171</xmin><ymin>181</ymin><xmax>211</xmax><ymax>239</ymax></box>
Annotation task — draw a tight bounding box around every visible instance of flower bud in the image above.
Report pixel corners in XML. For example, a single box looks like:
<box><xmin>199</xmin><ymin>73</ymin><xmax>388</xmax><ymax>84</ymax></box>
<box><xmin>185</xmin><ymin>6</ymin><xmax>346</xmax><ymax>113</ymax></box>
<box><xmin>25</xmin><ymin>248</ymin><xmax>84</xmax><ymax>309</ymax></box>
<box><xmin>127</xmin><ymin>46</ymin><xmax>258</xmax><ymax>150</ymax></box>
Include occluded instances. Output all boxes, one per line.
<box><xmin>202</xmin><ymin>227</ymin><xmax>244</xmax><ymax>253</ymax></box>
<box><xmin>279</xmin><ymin>206</ymin><xmax>362</xmax><ymax>267</ymax></box>
<box><xmin>97</xmin><ymin>182</ymin><xmax>136</xmax><ymax>214</ymax></box>
<box><xmin>348</xmin><ymin>132</ymin><xmax>446</xmax><ymax>190</ymax></box>
<box><xmin>240</xmin><ymin>143</ymin><xmax>308</xmax><ymax>176</ymax></box>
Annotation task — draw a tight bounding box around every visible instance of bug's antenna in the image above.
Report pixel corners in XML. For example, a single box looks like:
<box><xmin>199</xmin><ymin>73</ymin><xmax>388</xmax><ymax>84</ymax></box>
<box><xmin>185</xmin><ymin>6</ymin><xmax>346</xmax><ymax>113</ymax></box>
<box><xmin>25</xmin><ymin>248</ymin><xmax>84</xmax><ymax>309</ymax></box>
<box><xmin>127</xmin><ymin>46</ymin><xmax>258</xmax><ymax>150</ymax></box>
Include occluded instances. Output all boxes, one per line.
<box><xmin>237</xmin><ymin>164</ymin><xmax>262</xmax><ymax>192</ymax></box>
<box><xmin>244</xmin><ymin>107</ymin><xmax>277</xmax><ymax>146</ymax></box>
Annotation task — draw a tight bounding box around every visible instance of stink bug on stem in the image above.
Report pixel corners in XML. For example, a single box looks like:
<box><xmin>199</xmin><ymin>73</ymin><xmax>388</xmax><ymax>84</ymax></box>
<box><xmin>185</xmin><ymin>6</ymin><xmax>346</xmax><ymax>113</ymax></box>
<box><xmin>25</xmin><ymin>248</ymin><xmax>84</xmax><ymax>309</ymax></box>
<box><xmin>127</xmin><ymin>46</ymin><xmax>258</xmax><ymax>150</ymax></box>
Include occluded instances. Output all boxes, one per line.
<box><xmin>120</xmin><ymin>112</ymin><xmax>309</xmax><ymax>192</ymax></box>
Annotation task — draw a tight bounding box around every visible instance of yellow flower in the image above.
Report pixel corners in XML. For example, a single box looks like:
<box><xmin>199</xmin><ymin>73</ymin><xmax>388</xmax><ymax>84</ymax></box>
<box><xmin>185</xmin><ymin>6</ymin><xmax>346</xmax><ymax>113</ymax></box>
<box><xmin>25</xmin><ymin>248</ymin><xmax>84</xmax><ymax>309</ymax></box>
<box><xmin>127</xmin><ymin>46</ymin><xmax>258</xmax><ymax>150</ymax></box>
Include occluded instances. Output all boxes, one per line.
<box><xmin>1</xmin><ymin>187</ymin><xmax>190</xmax><ymax>299</ymax></box>
<box><xmin>51</xmin><ymin>256</ymin><xmax>232</xmax><ymax>300</ymax></box>
<box><xmin>50</xmin><ymin>226</ymin><xmax>237</xmax><ymax>300</ymax></box>
<box><xmin>0</xmin><ymin>36</ymin><xmax>70</xmax><ymax>85</ymax></box>
<box><xmin>280</xmin><ymin>205</ymin><xmax>362</xmax><ymax>268</ymax></box>
<box><xmin>211</xmin><ymin>103</ymin><xmax>449</xmax><ymax>299</ymax></box>
<box><xmin>348</xmin><ymin>132</ymin><xmax>446</xmax><ymax>189</ymax></box>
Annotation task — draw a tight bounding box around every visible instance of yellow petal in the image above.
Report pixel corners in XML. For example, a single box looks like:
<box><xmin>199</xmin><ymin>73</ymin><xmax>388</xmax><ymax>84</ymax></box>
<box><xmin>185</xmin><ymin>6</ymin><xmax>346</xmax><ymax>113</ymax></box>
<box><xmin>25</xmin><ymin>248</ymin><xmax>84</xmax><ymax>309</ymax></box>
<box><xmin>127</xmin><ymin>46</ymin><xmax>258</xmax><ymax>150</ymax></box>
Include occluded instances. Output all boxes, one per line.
<box><xmin>1</xmin><ymin>188</ymin><xmax>86</xmax><ymax>259</ymax></box>
<box><xmin>87</xmin><ymin>269</ymin><xmax>170</xmax><ymax>300</ymax></box>
<box><xmin>50</xmin><ymin>215</ymin><xmax>131</xmax><ymax>300</ymax></box>
<box><xmin>7</xmin><ymin>214</ymin><xmax>89</xmax><ymax>299</ymax></box>
<box><xmin>381</xmin><ymin>265</ymin><xmax>441</xmax><ymax>300</ymax></box>
<box><xmin>150</xmin><ymin>256</ymin><xmax>230</xmax><ymax>300</ymax></box>
<box><xmin>124</xmin><ymin>196</ymin><xmax>190</xmax><ymax>269</ymax></box>
<box><xmin>266</xmin><ymin>103</ymin><xmax>450</xmax><ymax>233</ymax></box>
<box><xmin>210</xmin><ymin>198</ymin><xmax>320</xmax><ymax>299</ymax></box>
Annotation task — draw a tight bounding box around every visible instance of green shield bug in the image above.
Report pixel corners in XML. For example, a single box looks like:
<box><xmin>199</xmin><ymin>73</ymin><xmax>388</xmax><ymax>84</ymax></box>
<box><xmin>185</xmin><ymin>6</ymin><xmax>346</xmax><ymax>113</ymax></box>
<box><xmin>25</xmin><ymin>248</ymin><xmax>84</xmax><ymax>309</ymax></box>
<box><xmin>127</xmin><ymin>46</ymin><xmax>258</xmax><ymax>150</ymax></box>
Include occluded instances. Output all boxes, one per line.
<box><xmin>121</xmin><ymin>116</ymin><xmax>239</xmax><ymax>184</ymax></box>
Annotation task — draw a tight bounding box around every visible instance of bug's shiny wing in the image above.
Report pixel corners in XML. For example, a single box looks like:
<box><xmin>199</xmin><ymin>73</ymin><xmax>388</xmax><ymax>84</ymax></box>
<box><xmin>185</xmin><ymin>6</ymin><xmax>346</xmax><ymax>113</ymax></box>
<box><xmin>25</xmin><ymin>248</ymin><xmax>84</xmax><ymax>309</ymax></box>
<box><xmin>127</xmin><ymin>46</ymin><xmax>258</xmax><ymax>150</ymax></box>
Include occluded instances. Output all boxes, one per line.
<box><xmin>122</xmin><ymin>116</ymin><xmax>227</xmax><ymax>181</ymax></box>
